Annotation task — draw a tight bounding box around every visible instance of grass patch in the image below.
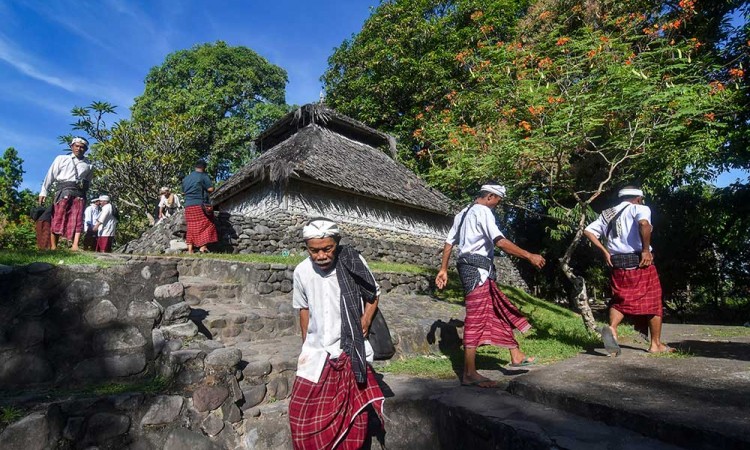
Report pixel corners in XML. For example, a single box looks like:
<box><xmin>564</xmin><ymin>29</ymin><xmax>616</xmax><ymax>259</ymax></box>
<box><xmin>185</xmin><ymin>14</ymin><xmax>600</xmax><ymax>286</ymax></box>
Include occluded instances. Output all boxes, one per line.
<box><xmin>700</xmin><ymin>326</ymin><xmax>750</xmax><ymax>338</ymax></box>
<box><xmin>646</xmin><ymin>348</ymin><xmax>694</xmax><ymax>359</ymax></box>
<box><xmin>91</xmin><ymin>376</ymin><xmax>171</xmax><ymax>396</ymax></box>
<box><xmin>381</xmin><ymin>284</ymin><xmax>603</xmax><ymax>378</ymax></box>
<box><xmin>0</xmin><ymin>249</ymin><xmax>105</xmax><ymax>267</ymax></box>
<box><xmin>0</xmin><ymin>406</ymin><xmax>23</xmax><ymax>425</ymax></box>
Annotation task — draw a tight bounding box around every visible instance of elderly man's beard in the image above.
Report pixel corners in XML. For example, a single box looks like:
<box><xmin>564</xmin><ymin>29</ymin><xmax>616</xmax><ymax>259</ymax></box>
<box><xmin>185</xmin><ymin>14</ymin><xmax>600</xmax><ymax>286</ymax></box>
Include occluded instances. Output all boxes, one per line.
<box><xmin>313</xmin><ymin>256</ymin><xmax>334</xmax><ymax>269</ymax></box>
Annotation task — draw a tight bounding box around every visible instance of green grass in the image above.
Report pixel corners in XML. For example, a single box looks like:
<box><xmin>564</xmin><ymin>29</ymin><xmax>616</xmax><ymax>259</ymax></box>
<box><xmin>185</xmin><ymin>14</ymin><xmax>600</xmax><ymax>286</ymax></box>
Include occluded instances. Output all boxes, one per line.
<box><xmin>0</xmin><ymin>406</ymin><xmax>23</xmax><ymax>425</ymax></box>
<box><xmin>0</xmin><ymin>249</ymin><xmax>105</xmax><ymax>267</ymax></box>
<box><xmin>699</xmin><ymin>326</ymin><xmax>750</xmax><ymax>338</ymax></box>
<box><xmin>91</xmin><ymin>376</ymin><xmax>171</xmax><ymax>396</ymax></box>
<box><xmin>380</xmin><ymin>284</ymin><xmax>603</xmax><ymax>378</ymax></box>
<box><xmin>645</xmin><ymin>348</ymin><xmax>694</xmax><ymax>359</ymax></box>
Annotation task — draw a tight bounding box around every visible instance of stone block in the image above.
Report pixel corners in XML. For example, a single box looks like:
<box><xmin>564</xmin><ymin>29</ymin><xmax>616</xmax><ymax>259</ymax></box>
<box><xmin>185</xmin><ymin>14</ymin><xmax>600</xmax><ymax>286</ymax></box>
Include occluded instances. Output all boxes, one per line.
<box><xmin>243</xmin><ymin>360</ymin><xmax>271</xmax><ymax>378</ymax></box>
<box><xmin>0</xmin><ymin>354</ymin><xmax>53</xmax><ymax>385</ymax></box>
<box><xmin>200</xmin><ymin>410</ymin><xmax>225</xmax><ymax>437</ymax></box>
<box><xmin>0</xmin><ymin>412</ymin><xmax>50</xmax><ymax>450</ymax></box>
<box><xmin>154</xmin><ymin>282</ymin><xmax>184</xmax><ymax>300</ymax></box>
<box><xmin>83</xmin><ymin>412</ymin><xmax>130</xmax><ymax>444</ymax></box>
<box><xmin>170</xmin><ymin>239</ymin><xmax>188</xmax><ymax>251</ymax></box>
<box><xmin>94</xmin><ymin>326</ymin><xmax>146</xmax><ymax>352</ymax></box>
<box><xmin>199</xmin><ymin>340</ymin><xmax>224</xmax><ymax>352</ymax></box>
<box><xmin>113</xmin><ymin>393</ymin><xmax>144</xmax><ymax>411</ymax></box>
<box><xmin>84</xmin><ymin>299</ymin><xmax>119</xmax><ymax>327</ymax></box>
<box><xmin>161</xmin><ymin>321</ymin><xmax>199</xmax><ymax>339</ymax></box>
<box><xmin>73</xmin><ymin>354</ymin><xmax>147</xmax><ymax>379</ymax></box>
<box><xmin>141</xmin><ymin>266</ymin><xmax>152</xmax><ymax>279</ymax></box>
<box><xmin>129</xmin><ymin>302</ymin><xmax>162</xmax><ymax>326</ymax></box>
<box><xmin>222</xmin><ymin>402</ymin><xmax>242</xmax><ymax>424</ymax></box>
<box><xmin>257</xmin><ymin>283</ymin><xmax>274</xmax><ymax>294</ymax></box>
<box><xmin>193</xmin><ymin>385</ymin><xmax>229</xmax><ymax>412</ymax></box>
<box><xmin>26</xmin><ymin>262</ymin><xmax>54</xmax><ymax>273</ymax></box>
<box><xmin>163</xmin><ymin>301</ymin><xmax>191</xmax><ymax>323</ymax></box>
<box><xmin>152</xmin><ymin>329</ymin><xmax>166</xmax><ymax>355</ymax></box>
<box><xmin>140</xmin><ymin>395</ymin><xmax>184</xmax><ymax>427</ymax></box>
<box><xmin>10</xmin><ymin>320</ymin><xmax>45</xmax><ymax>347</ymax></box>
<box><xmin>241</xmin><ymin>384</ymin><xmax>267</xmax><ymax>410</ymax></box>
<box><xmin>205</xmin><ymin>348</ymin><xmax>242</xmax><ymax>368</ymax></box>
<box><xmin>63</xmin><ymin>416</ymin><xmax>84</xmax><ymax>441</ymax></box>
<box><xmin>164</xmin><ymin>427</ymin><xmax>221</xmax><ymax>450</ymax></box>
<box><xmin>66</xmin><ymin>279</ymin><xmax>110</xmax><ymax>303</ymax></box>
<box><xmin>266</xmin><ymin>376</ymin><xmax>289</xmax><ymax>399</ymax></box>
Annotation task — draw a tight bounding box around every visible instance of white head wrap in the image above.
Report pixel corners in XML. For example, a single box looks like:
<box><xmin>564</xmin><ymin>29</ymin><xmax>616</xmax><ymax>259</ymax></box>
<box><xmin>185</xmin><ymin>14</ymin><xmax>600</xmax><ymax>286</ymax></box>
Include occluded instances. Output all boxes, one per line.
<box><xmin>481</xmin><ymin>184</ymin><xmax>506</xmax><ymax>198</ymax></box>
<box><xmin>618</xmin><ymin>188</ymin><xmax>644</xmax><ymax>198</ymax></box>
<box><xmin>70</xmin><ymin>137</ymin><xmax>89</xmax><ymax>148</ymax></box>
<box><xmin>302</xmin><ymin>219</ymin><xmax>340</xmax><ymax>240</ymax></box>
<box><xmin>98</xmin><ymin>195</ymin><xmax>110</xmax><ymax>202</ymax></box>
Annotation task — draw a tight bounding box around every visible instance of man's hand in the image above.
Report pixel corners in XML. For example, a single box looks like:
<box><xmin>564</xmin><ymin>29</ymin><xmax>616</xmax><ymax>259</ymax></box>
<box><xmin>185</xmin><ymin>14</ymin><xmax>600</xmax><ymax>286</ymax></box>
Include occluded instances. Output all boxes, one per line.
<box><xmin>639</xmin><ymin>250</ymin><xmax>653</xmax><ymax>267</ymax></box>
<box><xmin>527</xmin><ymin>253</ymin><xmax>546</xmax><ymax>270</ymax></box>
<box><xmin>435</xmin><ymin>269</ymin><xmax>448</xmax><ymax>290</ymax></box>
<box><xmin>361</xmin><ymin>315</ymin><xmax>373</xmax><ymax>337</ymax></box>
<box><xmin>603</xmin><ymin>251</ymin><xmax>612</xmax><ymax>267</ymax></box>
<box><xmin>38</xmin><ymin>195</ymin><xmax>46</xmax><ymax>206</ymax></box>
<box><xmin>93</xmin><ymin>223</ymin><xmax>100</xmax><ymax>232</ymax></box>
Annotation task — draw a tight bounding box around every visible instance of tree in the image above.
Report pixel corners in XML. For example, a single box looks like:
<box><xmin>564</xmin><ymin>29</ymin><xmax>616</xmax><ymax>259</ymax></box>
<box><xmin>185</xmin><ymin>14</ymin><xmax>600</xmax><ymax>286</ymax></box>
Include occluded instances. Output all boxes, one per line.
<box><xmin>415</xmin><ymin>0</ymin><xmax>741</xmax><ymax>330</ymax></box>
<box><xmin>322</xmin><ymin>0</ymin><xmax>529</xmax><ymax>167</ymax></box>
<box><xmin>131</xmin><ymin>41</ymin><xmax>290</xmax><ymax>179</ymax></box>
<box><xmin>0</xmin><ymin>147</ymin><xmax>25</xmax><ymax>218</ymax></box>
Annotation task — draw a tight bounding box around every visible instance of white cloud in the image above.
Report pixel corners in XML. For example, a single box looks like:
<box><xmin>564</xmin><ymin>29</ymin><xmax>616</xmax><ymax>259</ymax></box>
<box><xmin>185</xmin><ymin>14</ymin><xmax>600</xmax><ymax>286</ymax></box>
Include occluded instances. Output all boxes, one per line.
<box><xmin>0</xmin><ymin>34</ymin><xmax>77</xmax><ymax>91</ymax></box>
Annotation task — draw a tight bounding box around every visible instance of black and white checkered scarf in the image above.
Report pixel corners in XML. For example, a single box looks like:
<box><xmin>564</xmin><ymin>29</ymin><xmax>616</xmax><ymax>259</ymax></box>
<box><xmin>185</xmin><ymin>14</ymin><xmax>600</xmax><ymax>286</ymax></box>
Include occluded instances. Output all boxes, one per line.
<box><xmin>457</xmin><ymin>253</ymin><xmax>496</xmax><ymax>295</ymax></box>
<box><xmin>335</xmin><ymin>245</ymin><xmax>377</xmax><ymax>384</ymax></box>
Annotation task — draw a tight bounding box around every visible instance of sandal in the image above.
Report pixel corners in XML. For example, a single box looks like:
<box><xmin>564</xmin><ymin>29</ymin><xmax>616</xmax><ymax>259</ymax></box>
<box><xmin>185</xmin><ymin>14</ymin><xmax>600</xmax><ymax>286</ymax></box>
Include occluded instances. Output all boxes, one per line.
<box><xmin>509</xmin><ymin>356</ymin><xmax>537</xmax><ymax>367</ymax></box>
<box><xmin>601</xmin><ymin>326</ymin><xmax>622</xmax><ymax>357</ymax></box>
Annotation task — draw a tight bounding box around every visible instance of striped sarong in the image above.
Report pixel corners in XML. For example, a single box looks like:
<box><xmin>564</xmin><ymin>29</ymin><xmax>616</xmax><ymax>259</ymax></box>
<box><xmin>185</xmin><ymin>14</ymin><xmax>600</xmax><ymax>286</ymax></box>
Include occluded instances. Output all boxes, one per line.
<box><xmin>95</xmin><ymin>236</ymin><xmax>114</xmax><ymax>253</ymax></box>
<box><xmin>464</xmin><ymin>279</ymin><xmax>531</xmax><ymax>349</ymax></box>
<box><xmin>610</xmin><ymin>265</ymin><xmax>663</xmax><ymax>317</ymax></box>
<box><xmin>184</xmin><ymin>205</ymin><xmax>217</xmax><ymax>248</ymax></box>
<box><xmin>289</xmin><ymin>353</ymin><xmax>384</xmax><ymax>450</ymax></box>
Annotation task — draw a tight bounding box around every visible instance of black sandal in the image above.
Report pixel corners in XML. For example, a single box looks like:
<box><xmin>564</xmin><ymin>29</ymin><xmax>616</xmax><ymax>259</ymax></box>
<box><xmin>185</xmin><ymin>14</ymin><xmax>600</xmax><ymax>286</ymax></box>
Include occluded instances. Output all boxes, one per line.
<box><xmin>601</xmin><ymin>326</ymin><xmax>622</xmax><ymax>357</ymax></box>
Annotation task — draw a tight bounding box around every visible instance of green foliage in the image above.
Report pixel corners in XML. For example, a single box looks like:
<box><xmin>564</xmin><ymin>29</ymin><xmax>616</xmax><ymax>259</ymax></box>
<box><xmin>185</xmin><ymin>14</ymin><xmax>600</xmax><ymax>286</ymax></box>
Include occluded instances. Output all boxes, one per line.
<box><xmin>0</xmin><ymin>249</ymin><xmax>104</xmax><ymax>266</ymax></box>
<box><xmin>131</xmin><ymin>41</ymin><xmax>290</xmax><ymax>179</ymax></box>
<box><xmin>0</xmin><ymin>148</ymin><xmax>25</xmax><ymax>218</ymax></box>
<box><xmin>0</xmin><ymin>406</ymin><xmax>23</xmax><ymax>425</ymax></box>
<box><xmin>322</xmin><ymin>0</ymin><xmax>529</xmax><ymax>168</ymax></box>
<box><xmin>0</xmin><ymin>216</ymin><xmax>35</xmax><ymax>250</ymax></box>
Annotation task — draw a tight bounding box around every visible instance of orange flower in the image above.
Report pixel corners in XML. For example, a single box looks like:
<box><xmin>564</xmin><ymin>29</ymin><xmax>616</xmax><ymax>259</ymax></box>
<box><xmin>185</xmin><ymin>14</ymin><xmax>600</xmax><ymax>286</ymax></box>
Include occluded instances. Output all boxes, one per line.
<box><xmin>480</xmin><ymin>25</ymin><xmax>494</xmax><ymax>34</ymax></box>
<box><xmin>415</xmin><ymin>112</ymin><xmax>424</xmax><ymax>120</ymax></box>
<box><xmin>537</xmin><ymin>57</ymin><xmax>553</xmax><ymax>69</ymax></box>
<box><xmin>547</xmin><ymin>96</ymin><xmax>563</xmax><ymax>104</ymax></box>
<box><xmin>556</xmin><ymin>37</ymin><xmax>570</xmax><ymax>46</ymax></box>
<box><xmin>470</xmin><ymin>10</ymin><xmax>484</xmax><ymax>21</ymax></box>
<box><xmin>413</xmin><ymin>128</ymin><xmax>423</xmax><ymax>138</ymax></box>
<box><xmin>703</xmin><ymin>112</ymin><xmax>715</xmax><ymax>122</ymax></box>
<box><xmin>709</xmin><ymin>81</ymin><xmax>726</xmax><ymax>95</ymax></box>
<box><xmin>599</xmin><ymin>36</ymin><xmax>609</xmax><ymax>43</ymax></box>
<box><xmin>450</xmin><ymin>137</ymin><xmax>460</xmax><ymax>145</ymax></box>
<box><xmin>519</xmin><ymin>121</ymin><xmax>532</xmax><ymax>132</ymax></box>
<box><xmin>729</xmin><ymin>68</ymin><xmax>745</xmax><ymax>79</ymax></box>
<box><xmin>528</xmin><ymin>105</ymin><xmax>545</xmax><ymax>116</ymax></box>
<box><xmin>587</xmin><ymin>49</ymin><xmax>598</xmax><ymax>58</ymax></box>
<box><xmin>539</xmin><ymin>10</ymin><xmax>552</xmax><ymax>21</ymax></box>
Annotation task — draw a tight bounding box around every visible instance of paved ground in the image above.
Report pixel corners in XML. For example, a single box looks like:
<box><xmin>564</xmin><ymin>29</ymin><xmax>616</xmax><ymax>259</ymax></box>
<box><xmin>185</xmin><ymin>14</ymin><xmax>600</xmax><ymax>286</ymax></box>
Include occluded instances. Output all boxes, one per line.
<box><xmin>480</xmin><ymin>323</ymin><xmax>750</xmax><ymax>449</ymax></box>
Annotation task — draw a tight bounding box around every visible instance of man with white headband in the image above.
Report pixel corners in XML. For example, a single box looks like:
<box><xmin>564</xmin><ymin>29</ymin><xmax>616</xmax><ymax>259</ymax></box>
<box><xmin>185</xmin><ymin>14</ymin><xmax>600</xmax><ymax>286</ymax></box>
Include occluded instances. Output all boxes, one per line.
<box><xmin>584</xmin><ymin>185</ymin><xmax>672</xmax><ymax>355</ymax></box>
<box><xmin>289</xmin><ymin>218</ymin><xmax>384</xmax><ymax>449</ymax></box>
<box><xmin>93</xmin><ymin>195</ymin><xmax>117</xmax><ymax>253</ymax></box>
<box><xmin>436</xmin><ymin>182</ymin><xmax>546</xmax><ymax>388</ymax></box>
<box><xmin>38</xmin><ymin>137</ymin><xmax>93</xmax><ymax>251</ymax></box>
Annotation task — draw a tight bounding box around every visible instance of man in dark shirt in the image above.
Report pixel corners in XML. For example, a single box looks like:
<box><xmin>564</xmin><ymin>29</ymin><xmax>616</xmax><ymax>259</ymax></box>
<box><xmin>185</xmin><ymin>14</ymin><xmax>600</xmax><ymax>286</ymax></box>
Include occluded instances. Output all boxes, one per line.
<box><xmin>181</xmin><ymin>160</ymin><xmax>217</xmax><ymax>254</ymax></box>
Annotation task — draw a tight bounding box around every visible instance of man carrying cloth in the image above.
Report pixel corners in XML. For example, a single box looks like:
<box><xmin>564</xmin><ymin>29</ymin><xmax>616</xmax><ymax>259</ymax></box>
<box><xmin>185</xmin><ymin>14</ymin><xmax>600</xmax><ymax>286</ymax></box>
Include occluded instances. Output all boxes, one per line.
<box><xmin>289</xmin><ymin>218</ymin><xmax>384</xmax><ymax>450</ymax></box>
<box><xmin>584</xmin><ymin>186</ymin><xmax>672</xmax><ymax>355</ymax></box>
<box><xmin>436</xmin><ymin>183</ymin><xmax>546</xmax><ymax>388</ymax></box>
<box><xmin>39</xmin><ymin>137</ymin><xmax>93</xmax><ymax>251</ymax></box>
<box><xmin>181</xmin><ymin>160</ymin><xmax>217</xmax><ymax>254</ymax></box>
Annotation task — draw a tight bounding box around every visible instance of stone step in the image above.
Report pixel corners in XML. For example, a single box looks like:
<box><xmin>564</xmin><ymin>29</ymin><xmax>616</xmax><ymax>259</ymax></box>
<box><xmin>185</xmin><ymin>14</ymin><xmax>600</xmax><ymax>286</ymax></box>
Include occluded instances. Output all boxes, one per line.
<box><xmin>233</xmin><ymin>336</ymin><xmax>301</xmax><ymax>409</ymax></box>
<box><xmin>180</xmin><ymin>276</ymin><xmax>243</xmax><ymax>306</ymax></box>
<box><xmin>189</xmin><ymin>302</ymin><xmax>298</xmax><ymax>345</ymax></box>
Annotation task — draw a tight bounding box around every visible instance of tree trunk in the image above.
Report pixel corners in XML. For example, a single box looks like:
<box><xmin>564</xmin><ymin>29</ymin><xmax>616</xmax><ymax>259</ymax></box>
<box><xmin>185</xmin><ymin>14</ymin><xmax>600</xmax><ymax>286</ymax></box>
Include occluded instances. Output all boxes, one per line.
<box><xmin>559</xmin><ymin>211</ymin><xmax>598</xmax><ymax>334</ymax></box>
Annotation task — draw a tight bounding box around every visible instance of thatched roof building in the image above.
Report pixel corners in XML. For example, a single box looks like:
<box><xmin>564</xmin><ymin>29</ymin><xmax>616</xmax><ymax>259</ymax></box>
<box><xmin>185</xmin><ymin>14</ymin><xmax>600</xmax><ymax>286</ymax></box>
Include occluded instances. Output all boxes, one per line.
<box><xmin>213</xmin><ymin>104</ymin><xmax>455</xmax><ymax>239</ymax></box>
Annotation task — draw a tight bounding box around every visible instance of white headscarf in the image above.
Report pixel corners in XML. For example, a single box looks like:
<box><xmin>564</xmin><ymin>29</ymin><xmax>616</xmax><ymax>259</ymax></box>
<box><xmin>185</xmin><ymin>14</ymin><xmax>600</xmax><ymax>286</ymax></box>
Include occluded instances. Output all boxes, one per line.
<box><xmin>481</xmin><ymin>184</ymin><xmax>506</xmax><ymax>198</ymax></box>
<box><xmin>70</xmin><ymin>137</ymin><xmax>89</xmax><ymax>148</ymax></box>
<box><xmin>302</xmin><ymin>219</ymin><xmax>340</xmax><ymax>240</ymax></box>
<box><xmin>618</xmin><ymin>188</ymin><xmax>644</xmax><ymax>197</ymax></box>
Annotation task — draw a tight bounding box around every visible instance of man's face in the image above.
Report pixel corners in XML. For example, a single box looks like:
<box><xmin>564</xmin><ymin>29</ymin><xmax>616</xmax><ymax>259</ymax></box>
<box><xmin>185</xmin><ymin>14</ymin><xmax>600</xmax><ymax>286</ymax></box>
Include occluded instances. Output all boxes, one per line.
<box><xmin>71</xmin><ymin>142</ymin><xmax>87</xmax><ymax>159</ymax></box>
<box><xmin>488</xmin><ymin>193</ymin><xmax>503</xmax><ymax>209</ymax></box>
<box><xmin>305</xmin><ymin>237</ymin><xmax>338</xmax><ymax>270</ymax></box>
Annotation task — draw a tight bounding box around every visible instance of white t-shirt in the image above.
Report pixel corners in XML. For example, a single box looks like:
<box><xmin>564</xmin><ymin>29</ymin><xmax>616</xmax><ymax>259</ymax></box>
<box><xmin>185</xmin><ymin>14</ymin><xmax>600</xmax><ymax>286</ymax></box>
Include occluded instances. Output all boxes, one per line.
<box><xmin>84</xmin><ymin>205</ymin><xmax>100</xmax><ymax>232</ymax></box>
<box><xmin>445</xmin><ymin>204</ymin><xmax>505</xmax><ymax>284</ymax></box>
<box><xmin>292</xmin><ymin>256</ymin><xmax>380</xmax><ymax>383</ymax></box>
<box><xmin>585</xmin><ymin>201</ymin><xmax>652</xmax><ymax>255</ymax></box>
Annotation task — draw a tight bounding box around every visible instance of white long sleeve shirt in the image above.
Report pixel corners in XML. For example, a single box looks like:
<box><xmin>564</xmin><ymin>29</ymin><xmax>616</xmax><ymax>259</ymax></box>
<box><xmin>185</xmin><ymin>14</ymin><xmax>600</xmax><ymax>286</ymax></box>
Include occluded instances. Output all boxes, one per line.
<box><xmin>292</xmin><ymin>256</ymin><xmax>380</xmax><ymax>383</ymax></box>
<box><xmin>96</xmin><ymin>203</ymin><xmax>117</xmax><ymax>237</ymax></box>
<box><xmin>40</xmin><ymin>154</ymin><xmax>93</xmax><ymax>197</ymax></box>
<box><xmin>445</xmin><ymin>204</ymin><xmax>505</xmax><ymax>285</ymax></box>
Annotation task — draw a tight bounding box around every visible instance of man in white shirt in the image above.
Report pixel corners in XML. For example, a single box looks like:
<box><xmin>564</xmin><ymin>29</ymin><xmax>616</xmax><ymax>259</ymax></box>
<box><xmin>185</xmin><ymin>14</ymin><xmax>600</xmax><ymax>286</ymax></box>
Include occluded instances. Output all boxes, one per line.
<box><xmin>584</xmin><ymin>186</ymin><xmax>671</xmax><ymax>355</ymax></box>
<box><xmin>83</xmin><ymin>199</ymin><xmax>100</xmax><ymax>250</ymax></box>
<box><xmin>93</xmin><ymin>195</ymin><xmax>117</xmax><ymax>253</ymax></box>
<box><xmin>157</xmin><ymin>186</ymin><xmax>181</xmax><ymax>221</ymax></box>
<box><xmin>289</xmin><ymin>218</ymin><xmax>384</xmax><ymax>450</ymax></box>
<box><xmin>436</xmin><ymin>183</ymin><xmax>546</xmax><ymax>388</ymax></box>
<box><xmin>38</xmin><ymin>137</ymin><xmax>93</xmax><ymax>251</ymax></box>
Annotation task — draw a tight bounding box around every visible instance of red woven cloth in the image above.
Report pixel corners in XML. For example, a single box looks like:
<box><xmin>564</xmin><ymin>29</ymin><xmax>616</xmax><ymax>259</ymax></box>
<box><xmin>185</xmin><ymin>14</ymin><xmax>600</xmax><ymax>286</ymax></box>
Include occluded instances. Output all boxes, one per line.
<box><xmin>96</xmin><ymin>236</ymin><xmax>114</xmax><ymax>253</ymax></box>
<box><xmin>184</xmin><ymin>205</ymin><xmax>217</xmax><ymax>248</ymax></box>
<box><xmin>289</xmin><ymin>353</ymin><xmax>384</xmax><ymax>450</ymax></box>
<box><xmin>610</xmin><ymin>265</ymin><xmax>663</xmax><ymax>317</ymax></box>
<box><xmin>35</xmin><ymin>220</ymin><xmax>51</xmax><ymax>250</ymax></box>
<box><xmin>51</xmin><ymin>196</ymin><xmax>84</xmax><ymax>240</ymax></box>
<box><xmin>463</xmin><ymin>279</ymin><xmax>531</xmax><ymax>349</ymax></box>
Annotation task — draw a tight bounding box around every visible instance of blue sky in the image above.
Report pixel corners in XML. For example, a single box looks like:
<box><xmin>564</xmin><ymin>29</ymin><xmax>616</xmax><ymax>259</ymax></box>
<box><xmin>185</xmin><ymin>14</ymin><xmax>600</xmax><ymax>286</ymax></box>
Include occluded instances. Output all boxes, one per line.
<box><xmin>1</xmin><ymin>0</ymin><xmax>747</xmax><ymax>192</ymax></box>
<box><xmin>1</xmin><ymin>0</ymin><xmax>377</xmax><ymax>191</ymax></box>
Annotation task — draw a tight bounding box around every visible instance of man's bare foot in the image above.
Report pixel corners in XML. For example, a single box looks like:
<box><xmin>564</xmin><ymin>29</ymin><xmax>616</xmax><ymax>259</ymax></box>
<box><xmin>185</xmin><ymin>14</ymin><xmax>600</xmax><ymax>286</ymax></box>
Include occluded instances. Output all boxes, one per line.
<box><xmin>461</xmin><ymin>374</ymin><xmax>498</xmax><ymax>388</ymax></box>
<box><xmin>71</xmin><ymin>247</ymin><xmax>80</xmax><ymax>251</ymax></box>
<box><xmin>647</xmin><ymin>344</ymin><xmax>675</xmax><ymax>353</ymax></box>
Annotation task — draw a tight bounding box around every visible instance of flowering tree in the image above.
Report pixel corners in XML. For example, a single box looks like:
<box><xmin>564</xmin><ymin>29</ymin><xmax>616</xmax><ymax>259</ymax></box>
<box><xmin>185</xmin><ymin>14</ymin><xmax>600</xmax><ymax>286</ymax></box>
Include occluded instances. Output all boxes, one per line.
<box><xmin>416</xmin><ymin>0</ymin><xmax>741</xmax><ymax>330</ymax></box>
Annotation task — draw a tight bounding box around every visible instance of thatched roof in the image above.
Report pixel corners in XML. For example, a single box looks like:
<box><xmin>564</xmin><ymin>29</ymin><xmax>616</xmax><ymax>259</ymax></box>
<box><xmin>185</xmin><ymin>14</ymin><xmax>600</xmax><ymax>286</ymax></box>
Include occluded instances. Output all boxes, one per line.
<box><xmin>212</xmin><ymin>104</ymin><xmax>454</xmax><ymax>215</ymax></box>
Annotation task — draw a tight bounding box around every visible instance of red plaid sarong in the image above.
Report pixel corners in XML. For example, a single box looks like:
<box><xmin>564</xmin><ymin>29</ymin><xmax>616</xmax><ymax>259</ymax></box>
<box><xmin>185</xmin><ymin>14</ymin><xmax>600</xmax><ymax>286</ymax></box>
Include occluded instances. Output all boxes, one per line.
<box><xmin>35</xmin><ymin>220</ymin><xmax>51</xmax><ymax>250</ymax></box>
<box><xmin>464</xmin><ymin>279</ymin><xmax>531</xmax><ymax>349</ymax></box>
<box><xmin>51</xmin><ymin>196</ymin><xmax>84</xmax><ymax>240</ymax></box>
<box><xmin>184</xmin><ymin>205</ymin><xmax>217</xmax><ymax>247</ymax></box>
<box><xmin>610</xmin><ymin>265</ymin><xmax>663</xmax><ymax>317</ymax></box>
<box><xmin>289</xmin><ymin>353</ymin><xmax>384</xmax><ymax>450</ymax></box>
<box><xmin>95</xmin><ymin>236</ymin><xmax>114</xmax><ymax>253</ymax></box>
